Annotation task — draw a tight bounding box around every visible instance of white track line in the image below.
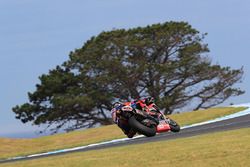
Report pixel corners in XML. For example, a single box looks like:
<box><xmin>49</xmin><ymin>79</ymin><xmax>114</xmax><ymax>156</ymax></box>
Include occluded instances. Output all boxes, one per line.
<box><xmin>3</xmin><ymin>103</ymin><xmax>250</xmax><ymax>161</ymax></box>
<box><xmin>182</xmin><ymin>103</ymin><xmax>250</xmax><ymax>129</ymax></box>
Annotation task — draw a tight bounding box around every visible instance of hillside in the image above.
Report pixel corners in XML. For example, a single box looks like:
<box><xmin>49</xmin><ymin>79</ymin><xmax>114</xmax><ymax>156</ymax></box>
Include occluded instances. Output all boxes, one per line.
<box><xmin>0</xmin><ymin>107</ymin><xmax>246</xmax><ymax>160</ymax></box>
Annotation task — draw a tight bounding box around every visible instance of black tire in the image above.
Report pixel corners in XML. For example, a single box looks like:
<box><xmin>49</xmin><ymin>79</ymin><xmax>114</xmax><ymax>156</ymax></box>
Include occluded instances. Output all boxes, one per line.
<box><xmin>128</xmin><ymin>116</ymin><xmax>157</xmax><ymax>137</ymax></box>
<box><xmin>168</xmin><ymin>118</ymin><xmax>180</xmax><ymax>132</ymax></box>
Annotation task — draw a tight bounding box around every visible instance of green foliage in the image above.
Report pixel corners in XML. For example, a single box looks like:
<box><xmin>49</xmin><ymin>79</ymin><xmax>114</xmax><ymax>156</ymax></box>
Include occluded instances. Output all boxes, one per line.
<box><xmin>12</xmin><ymin>21</ymin><xmax>244</xmax><ymax>132</ymax></box>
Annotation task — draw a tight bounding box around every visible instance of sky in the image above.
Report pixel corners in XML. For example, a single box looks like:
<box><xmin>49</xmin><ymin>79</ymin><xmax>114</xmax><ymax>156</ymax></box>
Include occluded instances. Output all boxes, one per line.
<box><xmin>0</xmin><ymin>0</ymin><xmax>250</xmax><ymax>138</ymax></box>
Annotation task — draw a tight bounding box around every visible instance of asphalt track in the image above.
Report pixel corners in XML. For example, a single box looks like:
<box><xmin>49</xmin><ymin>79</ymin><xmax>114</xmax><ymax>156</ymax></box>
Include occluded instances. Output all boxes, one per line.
<box><xmin>1</xmin><ymin>113</ymin><xmax>250</xmax><ymax>164</ymax></box>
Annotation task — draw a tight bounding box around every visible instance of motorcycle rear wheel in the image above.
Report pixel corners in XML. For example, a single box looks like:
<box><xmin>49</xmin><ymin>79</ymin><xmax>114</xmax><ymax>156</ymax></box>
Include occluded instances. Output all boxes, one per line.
<box><xmin>128</xmin><ymin>116</ymin><xmax>157</xmax><ymax>137</ymax></box>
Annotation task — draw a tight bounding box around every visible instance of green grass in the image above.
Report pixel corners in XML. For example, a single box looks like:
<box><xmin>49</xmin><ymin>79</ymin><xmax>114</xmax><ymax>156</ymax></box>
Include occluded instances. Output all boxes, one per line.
<box><xmin>1</xmin><ymin>127</ymin><xmax>250</xmax><ymax>167</ymax></box>
<box><xmin>0</xmin><ymin>107</ymin><xmax>246</xmax><ymax>160</ymax></box>
<box><xmin>169</xmin><ymin>107</ymin><xmax>246</xmax><ymax>126</ymax></box>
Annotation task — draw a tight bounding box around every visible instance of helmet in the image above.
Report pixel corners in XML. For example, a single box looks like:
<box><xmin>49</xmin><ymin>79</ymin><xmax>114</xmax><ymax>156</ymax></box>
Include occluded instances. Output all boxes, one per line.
<box><xmin>145</xmin><ymin>97</ymin><xmax>154</xmax><ymax>105</ymax></box>
<box><xmin>112</xmin><ymin>102</ymin><xmax>123</xmax><ymax>109</ymax></box>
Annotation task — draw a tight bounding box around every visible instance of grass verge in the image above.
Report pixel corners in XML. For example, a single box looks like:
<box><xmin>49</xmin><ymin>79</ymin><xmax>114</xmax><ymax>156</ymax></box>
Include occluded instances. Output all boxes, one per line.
<box><xmin>0</xmin><ymin>107</ymin><xmax>246</xmax><ymax>160</ymax></box>
<box><xmin>1</xmin><ymin>127</ymin><xmax>250</xmax><ymax>167</ymax></box>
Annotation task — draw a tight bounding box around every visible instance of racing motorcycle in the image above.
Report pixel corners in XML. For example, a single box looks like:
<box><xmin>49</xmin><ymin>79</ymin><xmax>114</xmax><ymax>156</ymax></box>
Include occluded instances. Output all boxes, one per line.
<box><xmin>118</xmin><ymin>101</ymin><xmax>180</xmax><ymax>137</ymax></box>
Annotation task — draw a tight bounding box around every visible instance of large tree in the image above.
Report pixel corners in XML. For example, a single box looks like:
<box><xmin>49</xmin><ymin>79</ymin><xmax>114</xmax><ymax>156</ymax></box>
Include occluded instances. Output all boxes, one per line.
<box><xmin>13</xmin><ymin>22</ymin><xmax>244</xmax><ymax>133</ymax></box>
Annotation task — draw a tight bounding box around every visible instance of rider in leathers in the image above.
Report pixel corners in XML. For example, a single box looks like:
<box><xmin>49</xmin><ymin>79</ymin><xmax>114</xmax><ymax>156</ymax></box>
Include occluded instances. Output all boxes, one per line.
<box><xmin>111</xmin><ymin>97</ymin><xmax>159</xmax><ymax>138</ymax></box>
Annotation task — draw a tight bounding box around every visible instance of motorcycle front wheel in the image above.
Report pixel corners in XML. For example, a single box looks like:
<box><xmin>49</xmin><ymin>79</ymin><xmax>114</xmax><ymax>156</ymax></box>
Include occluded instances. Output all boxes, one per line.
<box><xmin>168</xmin><ymin>118</ymin><xmax>180</xmax><ymax>132</ymax></box>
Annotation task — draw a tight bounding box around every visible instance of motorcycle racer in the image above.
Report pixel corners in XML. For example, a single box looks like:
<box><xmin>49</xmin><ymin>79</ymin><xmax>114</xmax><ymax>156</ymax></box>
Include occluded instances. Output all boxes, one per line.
<box><xmin>111</xmin><ymin>102</ymin><xmax>136</xmax><ymax>138</ymax></box>
<box><xmin>111</xmin><ymin>97</ymin><xmax>159</xmax><ymax>138</ymax></box>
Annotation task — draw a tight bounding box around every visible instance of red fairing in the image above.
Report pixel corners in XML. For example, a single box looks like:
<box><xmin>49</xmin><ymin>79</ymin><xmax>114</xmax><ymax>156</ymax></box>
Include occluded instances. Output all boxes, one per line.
<box><xmin>156</xmin><ymin>121</ymin><xmax>171</xmax><ymax>133</ymax></box>
<box><xmin>137</xmin><ymin>100</ymin><xmax>147</xmax><ymax>108</ymax></box>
